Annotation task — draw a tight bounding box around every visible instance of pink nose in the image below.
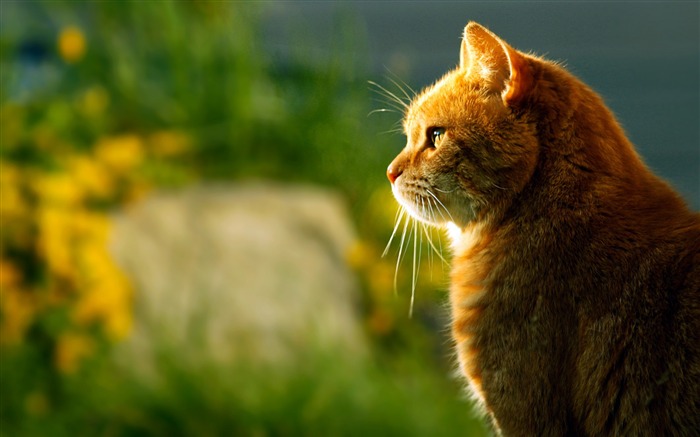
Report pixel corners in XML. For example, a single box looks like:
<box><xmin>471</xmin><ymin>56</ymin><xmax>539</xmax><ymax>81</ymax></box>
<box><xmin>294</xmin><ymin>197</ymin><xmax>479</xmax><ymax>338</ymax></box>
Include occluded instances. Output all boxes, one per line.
<box><xmin>387</xmin><ymin>163</ymin><xmax>403</xmax><ymax>184</ymax></box>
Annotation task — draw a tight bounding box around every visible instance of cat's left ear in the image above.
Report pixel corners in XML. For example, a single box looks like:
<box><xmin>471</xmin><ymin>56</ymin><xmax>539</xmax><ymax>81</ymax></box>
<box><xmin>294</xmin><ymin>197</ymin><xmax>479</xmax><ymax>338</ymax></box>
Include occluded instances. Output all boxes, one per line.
<box><xmin>461</xmin><ymin>22</ymin><xmax>532</xmax><ymax>107</ymax></box>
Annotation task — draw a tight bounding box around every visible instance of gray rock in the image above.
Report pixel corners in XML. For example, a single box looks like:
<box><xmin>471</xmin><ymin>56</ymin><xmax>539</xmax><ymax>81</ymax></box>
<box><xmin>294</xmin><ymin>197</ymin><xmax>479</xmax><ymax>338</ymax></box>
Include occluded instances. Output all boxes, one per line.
<box><xmin>110</xmin><ymin>183</ymin><xmax>367</xmax><ymax>375</ymax></box>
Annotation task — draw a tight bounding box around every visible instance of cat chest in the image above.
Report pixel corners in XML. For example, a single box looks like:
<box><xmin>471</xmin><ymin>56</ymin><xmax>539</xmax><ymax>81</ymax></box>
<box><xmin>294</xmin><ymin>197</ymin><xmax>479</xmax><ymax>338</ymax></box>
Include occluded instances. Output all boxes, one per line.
<box><xmin>448</xmin><ymin>239</ymin><xmax>556</xmax><ymax>420</ymax></box>
<box><xmin>449</xmin><ymin>226</ymin><xmax>523</xmax><ymax>410</ymax></box>
<box><xmin>450</xmin><ymin>265</ymin><xmax>573</xmax><ymax>434</ymax></box>
<box><xmin>449</xmin><ymin>256</ymin><xmax>490</xmax><ymax>408</ymax></box>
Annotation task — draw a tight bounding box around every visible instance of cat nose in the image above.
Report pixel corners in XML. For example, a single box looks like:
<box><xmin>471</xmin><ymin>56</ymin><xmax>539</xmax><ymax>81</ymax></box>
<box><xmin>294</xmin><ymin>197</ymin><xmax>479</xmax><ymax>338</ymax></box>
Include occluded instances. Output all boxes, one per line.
<box><xmin>387</xmin><ymin>161</ymin><xmax>404</xmax><ymax>184</ymax></box>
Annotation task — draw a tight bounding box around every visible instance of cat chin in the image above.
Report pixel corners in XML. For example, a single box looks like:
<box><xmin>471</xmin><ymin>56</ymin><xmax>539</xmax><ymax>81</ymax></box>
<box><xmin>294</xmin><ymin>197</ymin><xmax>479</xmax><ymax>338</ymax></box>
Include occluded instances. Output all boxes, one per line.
<box><xmin>400</xmin><ymin>200</ymin><xmax>441</xmax><ymax>227</ymax></box>
<box><xmin>391</xmin><ymin>180</ymin><xmax>481</xmax><ymax>230</ymax></box>
<box><xmin>392</xmin><ymin>186</ymin><xmax>442</xmax><ymax>227</ymax></box>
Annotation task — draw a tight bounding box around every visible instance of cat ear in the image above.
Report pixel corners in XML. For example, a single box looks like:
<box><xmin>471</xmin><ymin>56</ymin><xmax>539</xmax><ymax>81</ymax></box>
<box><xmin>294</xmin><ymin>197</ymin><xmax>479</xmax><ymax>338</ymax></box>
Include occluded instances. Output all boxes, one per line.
<box><xmin>462</xmin><ymin>22</ymin><xmax>532</xmax><ymax>106</ymax></box>
<box><xmin>459</xmin><ymin>37</ymin><xmax>470</xmax><ymax>70</ymax></box>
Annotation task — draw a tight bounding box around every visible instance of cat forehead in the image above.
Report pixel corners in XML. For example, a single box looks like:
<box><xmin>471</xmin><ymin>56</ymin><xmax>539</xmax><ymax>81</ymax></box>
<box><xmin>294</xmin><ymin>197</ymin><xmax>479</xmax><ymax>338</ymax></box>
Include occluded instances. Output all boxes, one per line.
<box><xmin>405</xmin><ymin>72</ymin><xmax>455</xmax><ymax>126</ymax></box>
<box><xmin>404</xmin><ymin>69</ymin><xmax>488</xmax><ymax>131</ymax></box>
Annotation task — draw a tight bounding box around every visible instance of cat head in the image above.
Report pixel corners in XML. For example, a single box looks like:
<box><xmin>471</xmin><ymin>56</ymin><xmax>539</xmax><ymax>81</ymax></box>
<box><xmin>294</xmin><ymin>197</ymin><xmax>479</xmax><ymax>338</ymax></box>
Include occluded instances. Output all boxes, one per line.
<box><xmin>387</xmin><ymin>22</ymin><xmax>540</xmax><ymax>229</ymax></box>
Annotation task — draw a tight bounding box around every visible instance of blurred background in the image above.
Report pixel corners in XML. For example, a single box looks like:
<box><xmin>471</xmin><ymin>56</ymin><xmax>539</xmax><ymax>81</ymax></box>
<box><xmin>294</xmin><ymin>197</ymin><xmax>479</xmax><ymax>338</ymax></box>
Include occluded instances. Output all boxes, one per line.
<box><xmin>1</xmin><ymin>1</ymin><xmax>697</xmax><ymax>436</ymax></box>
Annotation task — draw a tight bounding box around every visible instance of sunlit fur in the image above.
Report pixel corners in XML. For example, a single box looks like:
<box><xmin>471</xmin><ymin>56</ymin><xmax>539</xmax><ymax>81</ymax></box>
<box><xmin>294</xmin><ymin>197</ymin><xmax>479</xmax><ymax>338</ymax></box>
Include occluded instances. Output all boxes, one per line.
<box><xmin>386</xmin><ymin>22</ymin><xmax>700</xmax><ymax>435</ymax></box>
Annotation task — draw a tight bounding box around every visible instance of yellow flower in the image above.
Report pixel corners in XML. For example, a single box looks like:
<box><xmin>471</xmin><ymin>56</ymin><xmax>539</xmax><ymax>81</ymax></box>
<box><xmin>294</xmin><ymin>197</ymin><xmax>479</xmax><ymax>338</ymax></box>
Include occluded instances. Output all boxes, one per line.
<box><xmin>58</xmin><ymin>26</ymin><xmax>86</xmax><ymax>63</ymax></box>
<box><xmin>73</xmin><ymin>280</ymin><xmax>133</xmax><ymax>341</ymax></box>
<box><xmin>33</xmin><ymin>172</ymin><xmax>84</xmax><ymax>206</ymax></box>
<box><xmin>95</xmin><ymin>135</ymin><xmax>144</xmax><ymax>173</ymax></box>
<box><xmin>69</xmin><ymin>156</ymin><xmax>113</xmax><ymax>199</ymax></box>
<box><xmin>36</xmin><ymin>206</ymin><xmax>75</xmax><ymax>279</ymax></box>
<box><xmin>72</xmin><ymin>208</ymin><xmax>110</xmax><ymax>239</ymax></box>
<box><xmin>72</xmin><ymin>213</ymin><xmax>133</xmax><ymax>340</ymax></box>
<box><xmin>55</xmin><ymin>332</ymin><xmax>94</xmax><ymax>373</ymax></box>
<box><xmin>0</xmin><ymin>258</ymin><xmax>22</xmax><ymax>288</ymax></box>
<box><xmin>104</xmin><ymin>306</ymin><xmax>132</xmax><ymax>341</ymax></box>
<box><xmin>0</xmin><ymin>162</ymin><xmax>20</xmax><ymax>186</ymax></box>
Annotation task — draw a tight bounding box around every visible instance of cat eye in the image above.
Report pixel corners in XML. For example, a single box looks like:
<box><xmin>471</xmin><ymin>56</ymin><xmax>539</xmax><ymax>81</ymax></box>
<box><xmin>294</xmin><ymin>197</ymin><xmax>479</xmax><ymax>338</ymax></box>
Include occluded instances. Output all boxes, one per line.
<box><xmin>429</xmin><ymin>127</ymin><xmax>446</xmax><ymax>147</ymax></box>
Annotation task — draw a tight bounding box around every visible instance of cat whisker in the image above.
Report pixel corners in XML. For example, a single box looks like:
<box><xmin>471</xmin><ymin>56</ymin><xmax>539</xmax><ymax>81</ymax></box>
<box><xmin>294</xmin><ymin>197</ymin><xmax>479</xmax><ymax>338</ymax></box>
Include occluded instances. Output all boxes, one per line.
<box><xmin>371</xmin><ymin>97</ymin><xmax>406</xmax><ymax>114</ymax></box>
<box><xmin>380</xmin><ymin>127</ymin><xmax>405</xmax><ymax>136</ymax></box>
<box><xmin>368</xmin><ymin>80</ymin><xmax>410</xmax><ymax>111</ymax></box>
<box><xmin>419</xmin><ymin>197</ymin><xmax>434</xmax><ymax>275</ymax></box>
<box><xmin>394</xmin><ymin>207</ymin><xmax>412</xmax><ymax>294</ymax></box>
<box><xmin>424</xmin><ymin>223</ymin><xmax>433</xmax><ymax>278</ymax></box>
<box><xmin>424</xmin><ymin>226</ymin><xmax>449</xmax><ymax>266</ymax></box>
<box><xmin>411</xmin><ymin>218</ymin><xmax>419</xmax><ymax>318</ymax></box>
<box><xmin>427</xmin><ymin>189</ymin><xmax>455</xmax><ymax>222</ymax></box>
<box><xmin>368</xmin><ymin>108</ymin><xmax>399</xmax><ymax>117</ymax></box>
<box><xmin>423</xmin><ymin>197</ymin><xmax>449</xmax><ymax>265</ymax></box>
<box><xmin>386</xmin><ymin>75</ymin><xmax>415</xmax><ymax>104</ymax></box>
<box><xmin>383</xmin><ymin>206</ymin><xmax>407</xmax><ymax>257</ymax></box>
<box><xmin>383</xmin><ymin>67</ymin><xmax>418</xmax><ymax>99</ymax></box>
<box><xmin>378</xmin><ymin>119</ymin><xmax>405</xmax><ymax>136</ymax></box>
<box><xmin>426</xmin><ymin>196</ymin><xmax>438</xmax><ymax>222</ymax></box>
<box><xmin>386</xmin><ymin>195</ymin><xmax>449</xmax><ymax>316</ymax></box>
<box><xmin>435</xmin><ymin>224</ymin><xmax>445</xmax><ymax>274</ymax></box>
<box><xmin>427</xmin><ymin>195</ymin><xmax>448</xmax><ymax>222</ymax></box>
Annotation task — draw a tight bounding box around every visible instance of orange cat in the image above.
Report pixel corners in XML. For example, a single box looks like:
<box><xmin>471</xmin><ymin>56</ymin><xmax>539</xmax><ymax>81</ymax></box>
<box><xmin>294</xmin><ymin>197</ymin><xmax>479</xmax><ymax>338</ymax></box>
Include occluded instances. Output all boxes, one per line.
<box><xmin>386</xmin><ymin>22</ymin><xmax>700</xmax><ymax>435</ymax></box>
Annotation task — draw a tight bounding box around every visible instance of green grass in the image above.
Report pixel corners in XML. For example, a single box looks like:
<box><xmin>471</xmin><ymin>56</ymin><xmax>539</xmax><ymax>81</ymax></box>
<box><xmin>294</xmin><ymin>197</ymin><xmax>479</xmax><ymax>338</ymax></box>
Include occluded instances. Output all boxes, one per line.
<box><xmin>2</xmin><ymin>340</ymin><xmax>489</xmax><ymax>437</ymax></box>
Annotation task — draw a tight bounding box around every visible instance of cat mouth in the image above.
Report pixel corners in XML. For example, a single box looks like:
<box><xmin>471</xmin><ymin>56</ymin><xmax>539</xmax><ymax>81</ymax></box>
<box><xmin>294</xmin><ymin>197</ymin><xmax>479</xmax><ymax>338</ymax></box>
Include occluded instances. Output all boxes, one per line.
<box><xmin>391</xmin><ymin>183</ymin><xmax>453</xmax><ymax>227</ymax></box>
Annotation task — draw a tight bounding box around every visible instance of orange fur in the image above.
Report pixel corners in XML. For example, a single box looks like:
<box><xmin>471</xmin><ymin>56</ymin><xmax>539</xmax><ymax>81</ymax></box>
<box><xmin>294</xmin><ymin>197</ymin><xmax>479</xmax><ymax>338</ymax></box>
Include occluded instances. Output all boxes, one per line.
<box><xmin>387</xmin><ymin>22</ymin><xmax>700</xmax><ymax>435</ymax></box>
